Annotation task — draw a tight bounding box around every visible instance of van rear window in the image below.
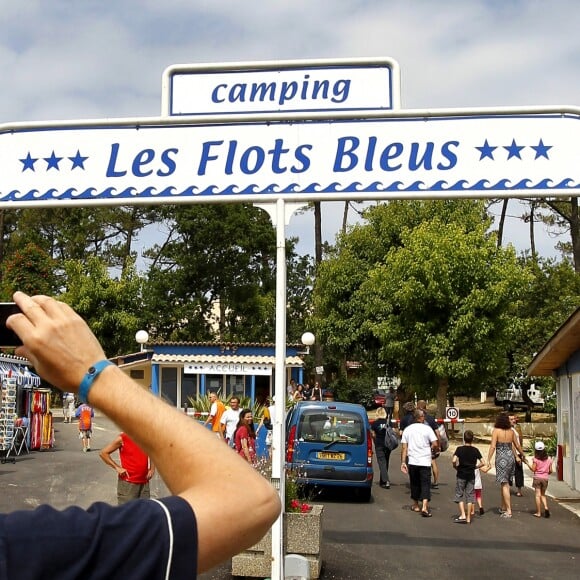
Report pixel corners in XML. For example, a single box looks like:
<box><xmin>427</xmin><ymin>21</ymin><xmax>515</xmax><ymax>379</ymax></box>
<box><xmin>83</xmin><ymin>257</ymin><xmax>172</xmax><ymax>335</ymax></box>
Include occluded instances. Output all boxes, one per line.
<box><xmin>297</xmin><ymin>410</ymin><xmax>364</xmax><ymax>445</ymax></box>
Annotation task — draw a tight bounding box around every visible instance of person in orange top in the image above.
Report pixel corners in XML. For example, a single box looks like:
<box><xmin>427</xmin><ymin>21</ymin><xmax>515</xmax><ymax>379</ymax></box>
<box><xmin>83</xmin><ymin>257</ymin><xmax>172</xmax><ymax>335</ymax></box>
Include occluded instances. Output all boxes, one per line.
<box><xmin>204</xmin><ymin>392</ymin><xmax>226</xmax><ymax>437</ymax></box>
<box><xmin>75</xmin><ymin>402</ymin><xmax>94</xmax><ymax>452</ymax></box>
<box><xmin>100</xmin><ymin>432</ymin><xmax>156</xmax><ymax>505</ymax></box>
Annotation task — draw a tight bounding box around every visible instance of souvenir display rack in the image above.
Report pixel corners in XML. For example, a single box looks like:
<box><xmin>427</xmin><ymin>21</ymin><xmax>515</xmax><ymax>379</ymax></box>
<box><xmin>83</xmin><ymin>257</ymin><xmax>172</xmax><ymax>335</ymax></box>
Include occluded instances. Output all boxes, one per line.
<box><xmin>0</xmin><ymin>377</ymin><xmax>17</xmax><ymax>464</ymax></box>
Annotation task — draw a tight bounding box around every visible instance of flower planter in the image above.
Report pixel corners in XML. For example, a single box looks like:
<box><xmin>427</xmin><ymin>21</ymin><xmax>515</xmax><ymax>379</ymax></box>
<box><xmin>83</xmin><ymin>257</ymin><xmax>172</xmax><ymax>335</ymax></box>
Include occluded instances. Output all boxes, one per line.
<box><xmin>231</xmin><ymin>504</ymin><xmax>324</xmax><ymax>578</ymax></box>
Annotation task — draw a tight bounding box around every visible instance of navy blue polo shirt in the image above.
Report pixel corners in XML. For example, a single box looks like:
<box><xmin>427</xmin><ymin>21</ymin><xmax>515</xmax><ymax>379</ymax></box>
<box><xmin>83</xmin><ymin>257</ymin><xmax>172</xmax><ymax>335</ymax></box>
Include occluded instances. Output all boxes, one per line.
<box><xmin>0</xmin><ymin>496</ymin><xmax>197</xmax><ymax>579</ymax></box>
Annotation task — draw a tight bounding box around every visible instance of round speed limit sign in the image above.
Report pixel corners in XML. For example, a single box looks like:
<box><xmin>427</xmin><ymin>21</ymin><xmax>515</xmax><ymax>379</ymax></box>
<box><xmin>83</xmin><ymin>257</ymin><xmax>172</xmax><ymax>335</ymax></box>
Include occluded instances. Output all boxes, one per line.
<box><xmin>445</xmin><ymin>406</ymin><xmax>460</xmax><ymax>420</ymax></box>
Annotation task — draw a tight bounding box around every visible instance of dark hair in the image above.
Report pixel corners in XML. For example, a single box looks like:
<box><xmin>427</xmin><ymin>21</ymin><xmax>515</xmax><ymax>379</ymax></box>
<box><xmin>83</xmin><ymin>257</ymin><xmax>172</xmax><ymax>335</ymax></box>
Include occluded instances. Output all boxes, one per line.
<box><xmin>494</xmin><ymin>412</ymin><xmax>511</xmax><ymax>430</ymax></box>
<box><xmin>234</xmin><ymin>409</ymin><xmax>255</xmax><ymax>439</ymax></box>
<box><xmin>535</xmin><ymin>448</ymin><xmax>548</xmax><ymax>461</ymax></box>
<box><xmin>464</xmin><ymin>430</ymin><xmax>474</xmax><ymax>443</ymax></box>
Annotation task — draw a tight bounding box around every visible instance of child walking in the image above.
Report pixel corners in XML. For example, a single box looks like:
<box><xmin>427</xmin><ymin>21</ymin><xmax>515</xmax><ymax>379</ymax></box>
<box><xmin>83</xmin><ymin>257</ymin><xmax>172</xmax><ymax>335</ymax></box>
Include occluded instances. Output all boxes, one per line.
<box><xmin>452</xmin><ymin>430</ymin><xmax>485</xmax><ymax>524</ymax></box>
<box><xmin>530</xmin><ymin>441</ymin><xmax>553</xmax><ymax>518</ymax></box>
<box><xmin>471</xmin><ymin>462</ymin><xmax>491</xmax><ymax>517</ymax></box>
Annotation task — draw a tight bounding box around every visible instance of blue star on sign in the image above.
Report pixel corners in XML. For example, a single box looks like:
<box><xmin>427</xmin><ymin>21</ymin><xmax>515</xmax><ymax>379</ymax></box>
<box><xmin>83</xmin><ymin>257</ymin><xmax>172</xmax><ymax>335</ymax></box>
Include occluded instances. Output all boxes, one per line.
<box><xmin>476</xmin><ymin>139</ymin><xmax>497</xmax><ymax>160</ymax></box>
<box><xmin>20</xmin><ymin>152</ymin><xmax>38</xmax><ymax>172</ymax></box>
<box><xmin>531</xmin><ymin>139</ymin><xmax>552</xmax><ymax>160</ymax></box>
<box><xmin>504</xmin><ymin>139</ymin><xmax>525</xmax><ymax>160</ymax></box>
<box><xmin>44</xmin><ymin>151</ymin><xmax>63</xmax><ymax>170</ymax></box>
<box><xmin>69</xmin><ymin>150</ymin><xmax>88</xmax><ymax>170</ymax></box>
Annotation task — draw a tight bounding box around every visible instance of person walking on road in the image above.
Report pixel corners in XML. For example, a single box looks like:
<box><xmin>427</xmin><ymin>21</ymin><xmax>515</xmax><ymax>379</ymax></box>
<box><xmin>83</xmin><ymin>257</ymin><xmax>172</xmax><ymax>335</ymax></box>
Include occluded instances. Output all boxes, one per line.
<box><xmin>371</xmin><ymin>407</ymin><xmax>393</xmax><ymax>489</ymax></box>
<box><xmin>486</xmin><ymin>412</ymin><xmax>525</xmax><ymax>518</ymax></box>
<box><xmin>204</xmin><ymin>391</ymin><xmax>226</xmax><ymax>438</ymax></box>
<box><xmin>529</xmin><ymin>441</ymin><xmax>553</xmax><ymax>518</ymax></box>
<box><xmin>256</xmin><ymin>397</ymin><xmax>276</xmax><ymax>459</ymax></box>
<box><xmin>99</xmin><ymin>432</ymin><xmax>156</xmax><ymax>505</ymax></box>
<box><xmin>452</xmin><ymin>429</ymin><xmax>485</xmax><ymax>524</ymax></box>
<box><xmin>399</xmin><ymin>401</ymin><xmax>416</xmax><ymax>434</ymax></box>
<box><xmin>234</xmin><ymin>408</ymin><xmax>257</xmax><ymax>464</ymax></box>
<box><xmin>417</xmin><ymin>399</ymin><xmax>441</xmax><ymax>489</ymax></box>
<box><xmin>63</xmin><ymin>391</ymin><xmax>75</xmax><ymax>423</ymax></box>
<box><xmin>401</xmin><ymin>409</ymin><xmax>439</xmax><ymax>517</ymax></box>
<box><xmin>384</xmin><ymin>387</ymin><xmax>396</xmax><ymax>424</ymax></box>
<box><xmin>220</xmin><ymin>396</ymin><xmax>242</xmax><ymax>446</ymax></box>
<box><xmin>75</xmin><ymin>401</ymin><xmax>94</xmax><ymax>452</ymax></box>
<box><xmin>3</xmin><ymin>290</ymin><xmax>280</xmax><ymax>578</ymax></box>
<box><xmin>509</xmin><ymin>414</ymin><xmax>525</xmax><ymax>497</ymax></box>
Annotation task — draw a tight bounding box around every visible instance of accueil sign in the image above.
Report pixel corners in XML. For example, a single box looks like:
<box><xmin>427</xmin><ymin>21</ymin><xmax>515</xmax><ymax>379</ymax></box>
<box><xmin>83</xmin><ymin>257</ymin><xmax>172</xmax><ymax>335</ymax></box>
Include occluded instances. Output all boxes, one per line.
<box><xmin>184</xmin><ymin>363</ymin><xmax>272</xmax><ymax>376</ymax></box>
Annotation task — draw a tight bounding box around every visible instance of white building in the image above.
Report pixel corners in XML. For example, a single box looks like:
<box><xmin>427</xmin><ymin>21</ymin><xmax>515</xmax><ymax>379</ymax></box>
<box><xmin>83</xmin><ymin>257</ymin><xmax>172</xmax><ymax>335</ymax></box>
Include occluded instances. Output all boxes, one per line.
<box><xmin>527</xmin><ymin>308</ymin><xmax>580</xmax><ymax>492</ymax></box>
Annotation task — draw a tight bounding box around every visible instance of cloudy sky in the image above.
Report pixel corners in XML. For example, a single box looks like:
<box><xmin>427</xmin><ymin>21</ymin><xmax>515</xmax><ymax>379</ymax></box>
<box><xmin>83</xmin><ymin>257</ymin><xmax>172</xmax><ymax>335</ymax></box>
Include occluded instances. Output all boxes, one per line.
<box><xmin>1</xmin><ymin>0</ymin><xmax>578</xmax><ymax>260</ymax></box>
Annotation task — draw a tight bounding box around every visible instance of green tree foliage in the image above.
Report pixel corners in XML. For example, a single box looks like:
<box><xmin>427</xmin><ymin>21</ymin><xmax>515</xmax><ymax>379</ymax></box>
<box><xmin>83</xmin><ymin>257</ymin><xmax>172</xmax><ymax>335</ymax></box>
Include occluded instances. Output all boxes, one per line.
<box><xmin>286</xmin><ymin>249</ymin><xmax>314</xmax><ymax>343</ymax></box>
<box><xmin>0</xmin><ymin>242</ymin><xmax>58</xmax><ymax>298</ymax></box>
<box><xmin>59</xmin><ymin>256</ymin><xmax>144</xmax><ymax>356</ymax></box>
<box><xmin>515</xmin><ymin>257</ymin><xmax>580</xmax><ymax>364</ymax></box>
<box><xmin>140</xmin><ymin>204</ymin><xmax>310</xmax><ymax>343</ymax></box>
<box><xmin>10</xmin><ymin>206</ymin><xmax>162</xmax><ymax>274</ymax></box>
<box><xmin>313</xmin><ymin>200</ymin><xmax>531</xmax><ymax>416</ymax></box>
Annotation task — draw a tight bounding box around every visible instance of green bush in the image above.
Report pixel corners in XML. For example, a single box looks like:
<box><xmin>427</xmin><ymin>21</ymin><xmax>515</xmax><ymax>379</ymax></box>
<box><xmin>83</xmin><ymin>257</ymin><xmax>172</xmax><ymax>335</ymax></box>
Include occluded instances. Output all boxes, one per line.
<box><xmin>329</xmin><ymin>375</ymin><xmax>374</xmax><ymax>405</ymax></box>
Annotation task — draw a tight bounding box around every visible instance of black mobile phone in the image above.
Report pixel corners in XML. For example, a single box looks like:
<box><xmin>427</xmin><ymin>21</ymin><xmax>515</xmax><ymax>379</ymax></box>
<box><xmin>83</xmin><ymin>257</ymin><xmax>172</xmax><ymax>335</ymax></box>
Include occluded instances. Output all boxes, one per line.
<box><xmin>0</xmin><ymin>302</ymin><xmax>22</xmax><ymax>347</ymax></box>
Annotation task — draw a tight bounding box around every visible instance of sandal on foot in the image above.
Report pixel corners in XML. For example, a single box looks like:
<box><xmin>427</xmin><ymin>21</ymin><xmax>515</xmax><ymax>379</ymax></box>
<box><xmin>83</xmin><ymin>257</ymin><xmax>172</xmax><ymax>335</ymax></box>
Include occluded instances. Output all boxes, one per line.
<box><xmin>421</xmin><ymin>510</ymin><xmax>432</xmax><ymax>518</ymax></box>
<box><xmin>500</xmin><ymin>512</ymin><xmax>512</xmax><ymax>518</ymax></box>
<box><xmin>410</xmin><ymin>506</ymin><xmax>421</xmax><ymax>512</ymax></box>
<box><xmin>454</xmin><ymin>517</ymin><xmax>467</xmax><ymax>524</ymax></box>
<box><xmin>533</xmin><ymin>513</ymin><xmax>541</xmax><ymax>518</ymax></box>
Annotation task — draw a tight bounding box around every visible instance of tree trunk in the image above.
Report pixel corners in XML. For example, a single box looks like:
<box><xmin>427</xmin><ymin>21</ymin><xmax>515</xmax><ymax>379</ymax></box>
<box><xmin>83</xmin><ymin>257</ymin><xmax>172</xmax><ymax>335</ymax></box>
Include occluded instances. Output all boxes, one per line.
<box><xmin>497</xmin><ymin>199</ymin><xmax>508</xmax><ymax>248</ymax></box>
<box><xmin>121</xmin><ymin>207</ymin><xmax>138</xmax><ymax>279</ymax></box>
<box><xmin>435</xmin><ymin>377</ymin><xmax>448</xmax><ymax>420</ymax></box>
<box><xmin>342</xmin><ymin>202</ymin><xmax>349</xmax><ymax>235</ymax></box>
<box><xmin>529</xmin><ymin>201</ymin><xmax>536</xmax><ymax>258</ymax></box>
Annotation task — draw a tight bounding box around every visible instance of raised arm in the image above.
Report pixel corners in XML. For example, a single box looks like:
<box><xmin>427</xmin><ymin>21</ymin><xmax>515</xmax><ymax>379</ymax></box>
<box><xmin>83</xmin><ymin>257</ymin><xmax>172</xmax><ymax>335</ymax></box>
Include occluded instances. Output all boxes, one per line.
<box><xmin>99</xmin><ymin>435</ymin><xmax>128</xmax><ymax>477</ymax></box>
<box><xmin>8</xmin><ymin>292</ymin><xmax>281</xmax><ymax>573</ymax></box>
<box><xmin>486</xmin><ymin>429</ymin><xmax>498</xmax><ymax>466</ymax></box>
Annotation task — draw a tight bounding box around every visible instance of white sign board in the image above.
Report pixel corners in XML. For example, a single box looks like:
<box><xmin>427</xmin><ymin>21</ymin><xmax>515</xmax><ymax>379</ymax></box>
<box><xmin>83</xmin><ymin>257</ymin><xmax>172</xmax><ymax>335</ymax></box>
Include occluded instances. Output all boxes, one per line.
<box><xmin>184</xmin><ymin>363</ymin><xmax>272</xmax><ymax>376</ymax></box>
<box><xmin>446</xmin><ymin>406</ymin><xmax>460</xmax><ymax>420</ymax></box>
<box><xmin>1</xmin><ymin>110</ymin><xmax>578</xmax><ymax>208</ymax></box>
<box><xmin>163</xmin><ymin>57</ymin><xmax>400</xmax><ymax>116</ymax></box>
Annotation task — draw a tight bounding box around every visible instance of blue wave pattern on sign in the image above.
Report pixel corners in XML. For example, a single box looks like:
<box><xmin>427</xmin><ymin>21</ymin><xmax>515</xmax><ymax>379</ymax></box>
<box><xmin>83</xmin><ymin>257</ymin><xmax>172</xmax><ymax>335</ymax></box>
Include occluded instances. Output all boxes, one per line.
<box><xmin>2</xmin><ymin>177</ymin><xmax>579</xmax><ymax>201</ymax></box>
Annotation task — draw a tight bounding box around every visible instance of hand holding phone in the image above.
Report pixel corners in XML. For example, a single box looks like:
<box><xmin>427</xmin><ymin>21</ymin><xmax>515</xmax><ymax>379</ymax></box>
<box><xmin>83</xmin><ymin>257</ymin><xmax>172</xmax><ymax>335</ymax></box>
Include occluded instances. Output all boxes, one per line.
<box><xmin>0</xmin><ymin>302</ymin><xmax>23</xmax><ymax>347</ymax></box>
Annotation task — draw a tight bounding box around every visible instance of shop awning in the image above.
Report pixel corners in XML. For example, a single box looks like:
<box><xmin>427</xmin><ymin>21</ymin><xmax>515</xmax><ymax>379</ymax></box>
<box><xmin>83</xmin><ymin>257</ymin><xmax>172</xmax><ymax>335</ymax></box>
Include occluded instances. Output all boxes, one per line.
<box><xmin>151</xmin><ymin>353</ymin><xmax>305</xmax><ymax>366</ymax></box>
<box><xmin>0</xmin><ymin>360</ymin><xmax>41</xmax><ymax>386</ymax></box>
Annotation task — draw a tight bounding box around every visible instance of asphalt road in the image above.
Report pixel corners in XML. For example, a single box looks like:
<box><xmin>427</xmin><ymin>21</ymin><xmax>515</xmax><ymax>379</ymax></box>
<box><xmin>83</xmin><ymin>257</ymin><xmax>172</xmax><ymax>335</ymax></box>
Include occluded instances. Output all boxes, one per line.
<box><xmin>200</xmin><ymin>447</ymin><xmax>580</xmax><ymax>580</ymax></box>
<box><xmin>2</xmin><ymin>414</ymin><xmax>578</xmax><ymax>580</ymax></box>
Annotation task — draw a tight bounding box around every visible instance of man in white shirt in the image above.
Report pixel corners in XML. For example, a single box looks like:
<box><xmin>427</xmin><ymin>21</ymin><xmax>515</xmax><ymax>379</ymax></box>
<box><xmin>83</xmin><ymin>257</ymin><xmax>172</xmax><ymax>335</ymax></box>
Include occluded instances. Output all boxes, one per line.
<box><xmin>220</xmin><ymin>396</ymin><xmax>242</xmax><ymax>445</ymax></box>
<box><xmin>401</xmin><ymin>409</ymin><xmax>439</xmax><ymax>517</ymax></box>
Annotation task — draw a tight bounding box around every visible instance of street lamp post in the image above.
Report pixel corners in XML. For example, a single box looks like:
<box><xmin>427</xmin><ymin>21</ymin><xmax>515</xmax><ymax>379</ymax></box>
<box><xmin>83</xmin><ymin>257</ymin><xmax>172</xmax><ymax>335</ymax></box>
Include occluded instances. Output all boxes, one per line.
<box><xmin>301</xmin><ymin>331</ymin><xmax>315</xmax><ymax>356</ymax></box>
<box><xmin>135</xmin><ymin>330</ymin><xmax>149</xmax><ymax>352</ymax></box>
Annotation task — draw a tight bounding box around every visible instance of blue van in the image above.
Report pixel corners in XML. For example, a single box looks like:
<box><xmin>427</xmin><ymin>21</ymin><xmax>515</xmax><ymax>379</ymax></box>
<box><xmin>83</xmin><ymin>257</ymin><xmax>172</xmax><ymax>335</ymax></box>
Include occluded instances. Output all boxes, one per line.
<box><xmin>285</xmin><ymin>401</ymin><xmax>374</xmax><ymax>501</ymax></box>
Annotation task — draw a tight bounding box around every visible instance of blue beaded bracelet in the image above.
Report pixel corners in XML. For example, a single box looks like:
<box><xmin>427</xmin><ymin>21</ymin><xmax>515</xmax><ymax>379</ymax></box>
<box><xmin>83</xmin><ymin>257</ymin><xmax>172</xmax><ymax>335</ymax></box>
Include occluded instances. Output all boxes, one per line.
<box><xmin>78</xmin><ymin>360</ymin><xmax>113</xmax><ymax>403</ymax></box>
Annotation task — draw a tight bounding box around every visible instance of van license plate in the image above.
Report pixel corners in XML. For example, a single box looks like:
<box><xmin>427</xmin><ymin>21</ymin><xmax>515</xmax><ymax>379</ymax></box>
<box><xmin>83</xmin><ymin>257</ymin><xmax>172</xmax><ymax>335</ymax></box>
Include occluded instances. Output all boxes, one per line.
<box><xmin>317</xmin><ymin>451</ymin><xmax>345</xmax><ymax>460</ymax></box>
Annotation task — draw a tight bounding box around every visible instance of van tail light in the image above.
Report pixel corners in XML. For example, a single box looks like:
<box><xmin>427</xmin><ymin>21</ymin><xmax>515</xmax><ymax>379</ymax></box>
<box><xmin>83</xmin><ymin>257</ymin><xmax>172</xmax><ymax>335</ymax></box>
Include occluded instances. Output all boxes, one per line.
<box><xmin>367</xmin><ymin>430</ymin><xmax>373</xmax><ymax>466</ymax></box>
<box><xmin>286</xmin><ymin>425</ymin><xmax>297</xmax><ymax>463</ymax></box>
